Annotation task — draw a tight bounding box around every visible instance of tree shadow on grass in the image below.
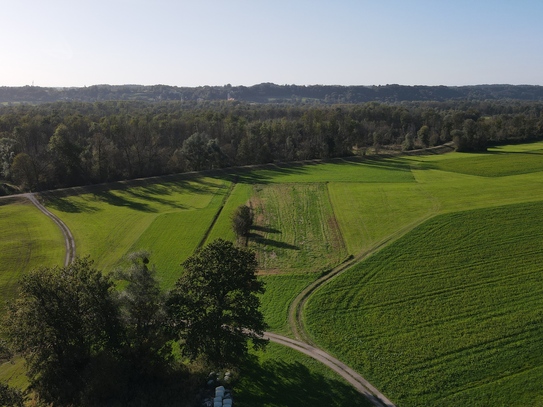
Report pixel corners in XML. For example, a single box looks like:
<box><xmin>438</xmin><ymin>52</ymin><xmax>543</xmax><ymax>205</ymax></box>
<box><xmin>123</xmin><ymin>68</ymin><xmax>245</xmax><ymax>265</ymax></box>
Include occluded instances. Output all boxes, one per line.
<box><xmin>235</xmin><ymin>356</ymin><xmax>373</xmax><ymax>407</ymax></box>
<box><xmin>44</xmin><ymin>196</ymin><xmax>99</xmax><ymax>214</ymax></box>
<box><xmin>92</xmin><ymin>190</ymin><xmax>157</xmax><ymax>212</ymax></box>
<box><xmin>251</xmin><ymin>225</ymin><xmax>281</xmax><ymax>234</ymax></box>
<box><xmin>250</xmin><ymin>234</ymin><xmax>299</xmax><ymax>251</ymax></box>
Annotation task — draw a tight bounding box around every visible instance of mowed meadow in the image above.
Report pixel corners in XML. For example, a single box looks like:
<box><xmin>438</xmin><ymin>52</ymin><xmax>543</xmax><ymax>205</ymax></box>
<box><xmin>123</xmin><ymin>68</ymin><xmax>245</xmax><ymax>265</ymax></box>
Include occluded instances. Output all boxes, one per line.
<box><xmin>1</xmin><ymin>141</ymin><xmax>543</xmax><ymax>406</ymax></box>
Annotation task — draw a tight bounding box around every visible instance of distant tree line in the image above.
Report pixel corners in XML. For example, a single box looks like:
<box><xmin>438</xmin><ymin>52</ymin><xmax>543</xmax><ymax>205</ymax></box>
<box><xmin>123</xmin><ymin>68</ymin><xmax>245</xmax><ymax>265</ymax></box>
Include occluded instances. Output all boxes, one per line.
<box><xmin>1</xmin><ymin>99</ymin><xmax>543</xmax><ymax>193</ymax></box>
<box><xmin>2</xmin><ymin>83</ymin><xmax>543</xmax><ymax>104</ymax></box>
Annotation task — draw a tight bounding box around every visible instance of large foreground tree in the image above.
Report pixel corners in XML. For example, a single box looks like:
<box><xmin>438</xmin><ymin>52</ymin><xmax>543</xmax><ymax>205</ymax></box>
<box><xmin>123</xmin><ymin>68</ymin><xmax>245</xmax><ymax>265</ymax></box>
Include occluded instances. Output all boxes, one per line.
<box><xmin>2</xmin><ymin>258</ymin><xmax>121</xmax><ymax>406</ymax></box>
<box><xmin>168</xmin><ymin>239</ymin><xmax>267</xmax><ymax>366</ymax></box>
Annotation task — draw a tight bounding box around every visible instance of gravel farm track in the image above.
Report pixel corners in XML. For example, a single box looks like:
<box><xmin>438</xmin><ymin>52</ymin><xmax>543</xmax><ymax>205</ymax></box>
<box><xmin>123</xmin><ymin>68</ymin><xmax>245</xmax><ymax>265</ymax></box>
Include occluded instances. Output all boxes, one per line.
<box><xmin>1</xmin><ymin>184</ymin><xmax>398</xmax><ymax>406</ymax></box>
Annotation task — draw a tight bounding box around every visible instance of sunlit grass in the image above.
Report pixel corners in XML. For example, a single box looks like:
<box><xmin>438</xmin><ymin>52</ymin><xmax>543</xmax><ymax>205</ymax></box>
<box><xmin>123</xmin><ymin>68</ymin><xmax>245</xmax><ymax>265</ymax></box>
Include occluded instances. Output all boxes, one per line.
<box><xmin>0</xmin><ymin>198</ymin><xmax>64</xmax><ymax>309</ymax></box>
<box><xmin>306</xmin><ymin>201</ymin><xmax>543</xmax><ymax>406</ymax></box>
<box><xmin>205</xmin><ymin>183</ymin><xmax>253</xmax><ymax>244</ymax></box>
<box><xmin>238</xmin><ymin>157</ymin><xmax>415</xmax><ymax>184</ymax></box>
<box><xmin>259</xmin><ymin>273</ymin><xmax>316</xmax><ymax>336</ymax></box>
<box><xmin>44</xmin><ymin>177</ymin><xmax>228</xmax><ymax>273</ymax></box>
<box><xmin>249</xmin><ymin>183</ymin><xmax>347</xmax><ymax>273</ymax></box>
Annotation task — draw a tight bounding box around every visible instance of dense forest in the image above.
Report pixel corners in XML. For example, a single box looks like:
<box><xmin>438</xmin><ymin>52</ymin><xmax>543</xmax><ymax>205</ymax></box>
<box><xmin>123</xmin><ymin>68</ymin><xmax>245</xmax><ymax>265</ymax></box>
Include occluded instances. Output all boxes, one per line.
<box><xmin>2</xmin><ymin>83</ymin><xmax>543</xmax><ymax>104</ymax></box>
<box><xmin>1</xmin><ymin>97</ymin><xmax>542</xmax><ymax>194</ymax></box>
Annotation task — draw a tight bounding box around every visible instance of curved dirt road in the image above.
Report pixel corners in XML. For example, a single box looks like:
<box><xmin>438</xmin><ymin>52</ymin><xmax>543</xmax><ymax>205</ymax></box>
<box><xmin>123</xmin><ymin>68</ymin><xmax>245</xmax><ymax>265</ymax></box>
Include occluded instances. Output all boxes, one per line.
<box><xmin>24</xmin><ymin>193</ymin><xmax>76</xmax><ymax>266</ymax></box>
<box><xmin>265</xmin><ymin>332</ymin><xmax>396</xmax><ymax>407</ymax></box>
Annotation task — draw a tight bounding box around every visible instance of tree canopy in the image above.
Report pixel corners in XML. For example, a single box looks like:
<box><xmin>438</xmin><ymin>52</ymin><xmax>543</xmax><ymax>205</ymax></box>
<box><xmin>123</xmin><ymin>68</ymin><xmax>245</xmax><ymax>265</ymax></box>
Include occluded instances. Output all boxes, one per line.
<box><xmin>1</xmin><ymin>99</ymin><xmax>543</xmax><ymax>194</ymax></box>
<box><xmin>232</xmin><ymin>204</ymin><xmax>253</xmax><ymax>241</ymax></box>
<box><xmin>2</xmin><ymin>258</ymin><xmax>121</xmax><ymax>406</ymax></box>
<box><xmin>1</xmin><ymin>244</ymin><xmax>267</xmax><ymax>404</ymax></box>
<box><xmin>168</xmin><ymin>239</ymin><xmax>267</xmax><ymax>366</ymax></box>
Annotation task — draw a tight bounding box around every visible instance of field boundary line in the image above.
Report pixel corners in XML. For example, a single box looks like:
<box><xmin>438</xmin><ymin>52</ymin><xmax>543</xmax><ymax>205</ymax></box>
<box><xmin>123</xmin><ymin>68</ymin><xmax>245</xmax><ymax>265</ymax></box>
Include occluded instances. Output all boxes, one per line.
<box><xmin>288</xmin><ymin>211</ymin><xmax>436</xmax><ymax>344</ymax></box>
<box><xmin>196</xmin><ymin>180</ymin><xmax>236</xmax><ymax>249</ymax></box>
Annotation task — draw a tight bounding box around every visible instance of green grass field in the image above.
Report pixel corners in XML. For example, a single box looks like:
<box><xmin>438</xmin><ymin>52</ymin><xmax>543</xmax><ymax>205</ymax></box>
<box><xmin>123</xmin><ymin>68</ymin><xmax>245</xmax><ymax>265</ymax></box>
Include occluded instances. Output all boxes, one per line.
<box><xmin>305</xmin><ymin>201</ymin><xmax>543</xmax><ymax>406</ymax></box>
<box><xmin>205</xmin><ymin>183</ymin><xmax>254</xmax><ymax>244</ymax></box>
<box><xmin>249</xmin><ymin>183</ymin><xmax>347</xmax><ymax>273</ymax></box>
<box><xmin>2</xmin><ymin>141</ymin><xmax>543</xmax><ymax>406</ymax></box>
<box><xmin>43</xmin><ymin>177</ymin><xmax>229</xmax><ymax>285</ymax></box>
<box><xmin>0</xmin><ymin>198</ymin><xmax>64</xmax><ymax>309</ymax></box>
<box><xmin>259</xmin><ymin>273</ymin><xmax>317</xmax><ymax>335</ymax></box>
<box><xmin>242</xmin><ymin>157</ymin><xmax>415</xmax><ymax>184</ymax></box>
<box><xmin>414</xmin><ymin>141</ymin><xmax>543</xmax><ymax>177</ymax></box>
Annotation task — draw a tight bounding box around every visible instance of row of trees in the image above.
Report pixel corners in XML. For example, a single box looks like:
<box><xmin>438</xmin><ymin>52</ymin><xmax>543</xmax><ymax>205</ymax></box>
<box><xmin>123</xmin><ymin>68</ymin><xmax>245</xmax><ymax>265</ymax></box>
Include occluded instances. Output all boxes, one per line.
<box><xmin>1</xmin><ymin>99</ymin><xmax>543</xmax><ymax>193</ymax></box>
<box><xmin>1</xmin><ymin>239</ymin><xmax>266</xmax><ymax>407</ymax></box>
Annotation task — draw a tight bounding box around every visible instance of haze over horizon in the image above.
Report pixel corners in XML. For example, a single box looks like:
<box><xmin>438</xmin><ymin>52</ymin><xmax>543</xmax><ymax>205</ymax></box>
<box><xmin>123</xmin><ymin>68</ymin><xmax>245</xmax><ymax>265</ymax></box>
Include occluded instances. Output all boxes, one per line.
<box><xmin>2</xmin><ymin>0</ymin><xmax>542</xmax><ymax>88</ymax></box>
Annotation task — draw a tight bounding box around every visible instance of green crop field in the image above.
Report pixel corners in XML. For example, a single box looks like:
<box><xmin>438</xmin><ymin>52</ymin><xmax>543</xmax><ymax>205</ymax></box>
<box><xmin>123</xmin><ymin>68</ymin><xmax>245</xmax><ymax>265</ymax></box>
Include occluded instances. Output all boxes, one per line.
<box><xmin>305</xmin><ymin>201</ymin><xmax>543</xmax><ymax>406</ymax></box>
<box><xmin>259</xmin><ymin>273</ymin><xmax>317</xmax><ymax>335</ymax></box>
<box><xmin>328</xmin><ymin>182</ymin><xmax>439</xmax><ymax>255</ymax></box>
<box><xmin>249</xmin><ymin>183</ymin><xmax>347</xmax><ymax>273</ymax></box>
<box><xmin>0</xmin><ymin>198</ymin><xmax>64</xmax><ymax>309</ymax></box>
<box><xmin>243</xmin><ymin>157</ymin><xmax>415</xmax><ymax>184</ymax></box>
<box><xmin>127</xmin><ymin>188</ymin><xmax>227</xmax><ymax>289</ymax></box>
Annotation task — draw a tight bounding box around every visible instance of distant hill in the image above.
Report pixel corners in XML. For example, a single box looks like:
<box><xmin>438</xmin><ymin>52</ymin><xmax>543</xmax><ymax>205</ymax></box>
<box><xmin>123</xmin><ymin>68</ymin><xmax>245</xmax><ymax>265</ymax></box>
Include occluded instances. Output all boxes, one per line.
<box><xmin>1</xmin><ymin>83</ymin><xmax>543</xmax><ymax>104</ymax></box>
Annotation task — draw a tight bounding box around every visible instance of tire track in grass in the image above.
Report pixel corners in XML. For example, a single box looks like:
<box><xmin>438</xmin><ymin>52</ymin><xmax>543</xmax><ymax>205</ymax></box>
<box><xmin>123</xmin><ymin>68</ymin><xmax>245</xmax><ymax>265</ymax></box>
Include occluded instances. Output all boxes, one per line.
<box><xmin>24</xmin><ymin>193</ymin><xmax>75</xmax><ymax>266</ymax></box>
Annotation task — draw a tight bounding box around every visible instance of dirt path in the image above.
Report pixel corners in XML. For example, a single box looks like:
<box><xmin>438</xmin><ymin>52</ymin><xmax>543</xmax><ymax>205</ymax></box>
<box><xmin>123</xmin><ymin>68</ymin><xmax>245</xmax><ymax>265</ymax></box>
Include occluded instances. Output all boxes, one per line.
<box><xmin>264</xmin><ymin>332</ymin><xmax>396</xmax><ymax>407</ymax></box>
<box><xmin>23</xmin><ymin>193</ymin><xmax>76</xmax><ymax>266</ymax></box>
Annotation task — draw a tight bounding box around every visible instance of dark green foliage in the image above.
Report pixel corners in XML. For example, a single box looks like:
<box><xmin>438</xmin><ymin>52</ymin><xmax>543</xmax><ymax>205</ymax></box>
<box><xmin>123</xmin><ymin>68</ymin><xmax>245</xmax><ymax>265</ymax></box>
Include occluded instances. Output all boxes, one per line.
<box><xmin>232</xmin><ymin>204</ymin><xmax>253</xmax><ymax>239</ymax></box>
<box><xmin>1</xmin><ymin>98</ymin><xmax>542</xmax><ymax>192</ymax></box>
<box><xmin>180</xmin><ymin>132</ymin><xmax>226</xmax><ymax>171</ymax></box>
<box><xmin>2</xmin><ymin>258</ymin><xmax>121</xmax><ymax>406</ymax></box>
<box><xmin>453</xmin><ymin>119</ymin><xmax>488</xmax><ymax>152</ymax></box>
<box><xmin>169</xmin><ymin>239</ymin><xmax>267</xmax><ymax>367</ymax></box>
<box><xmin>114</xmin><ymin>251</ymin><xmax>174</xmax><ymax>375</ymax></box>
<box><xmin>0</xmin><ymin>382</ymin><xmax>24</xmax><ymax>407</ymax></box>
<box><xmin>1</xmin><ymin>254</ymin><xmax>197</xmax><ymax>406</ymax></box>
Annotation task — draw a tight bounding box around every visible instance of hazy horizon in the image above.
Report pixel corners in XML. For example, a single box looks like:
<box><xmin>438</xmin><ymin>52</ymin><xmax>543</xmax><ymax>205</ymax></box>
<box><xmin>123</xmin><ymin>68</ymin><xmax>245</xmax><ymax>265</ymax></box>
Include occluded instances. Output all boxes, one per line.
<box><xmin>3</xmin><ymin>82</ymin><xmax>543</xmax><ymax>89</ymax></box>
<box><xmin>2</xmin><ymin>1</ymin><xmax>542</xmax><ymax>88</ymax></box>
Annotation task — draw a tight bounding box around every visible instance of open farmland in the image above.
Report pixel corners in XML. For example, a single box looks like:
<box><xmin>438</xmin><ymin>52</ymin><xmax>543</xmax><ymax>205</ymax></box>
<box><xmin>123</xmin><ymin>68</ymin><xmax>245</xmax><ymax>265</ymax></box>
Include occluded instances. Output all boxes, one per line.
<box><xmin>205</xmin><ymin>183</ymin><xmax>254</xmax><ymax>244</ymax></box>
<box><xmin>259</xmin><ymin>273</ymin><xmax>317</xmax><ymax>335</ymax></box>
<box><xmin>2</xmin><ymin>141</ymin><xmax>543</xmax><ymax>406</ymax></box>
<box><xmin>421</xmin><ymin>141</ymin><xmax>543</xmax><ymax>177</ymax></box>
<box><xmin>249</xmin><ymin>183</ymin><xmax>347</xmax><ymax>273</ymax></box>
<box><xmin>305</xmin><ymin>201</ymin><xmax>543</xmax><ymax>406</ymax></box>
<box><xmin>42</xmin><ymin>176</ymin><xmax>229</xmax><ymax>287</ymax></box>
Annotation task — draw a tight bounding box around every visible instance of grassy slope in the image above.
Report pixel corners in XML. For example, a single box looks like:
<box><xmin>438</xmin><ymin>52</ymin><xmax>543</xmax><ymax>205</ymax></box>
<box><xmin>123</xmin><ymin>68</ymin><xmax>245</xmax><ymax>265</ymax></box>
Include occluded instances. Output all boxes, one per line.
<box><xmin>127</xmin><ymin>189</ymin><xmax>227</xmax><ymax>289</ymax></box>
<box><xmin>259</xmin><ymin>273</ymin><xmax>317</xmax><ymax>335</ymax></box>
<box><xmin>0</xmin><ymin>198</ymin><xmax>64</xmax><ymax>307</ymax></box>
<box><xmin>305</xmin><ymin>201</ymin><xmax>543</xmax><ymax>407</ymax></box>
<box><xmin>44</xmin><ymin>177</ymin><xmax>228</xmax><ymax>277</ymax></box>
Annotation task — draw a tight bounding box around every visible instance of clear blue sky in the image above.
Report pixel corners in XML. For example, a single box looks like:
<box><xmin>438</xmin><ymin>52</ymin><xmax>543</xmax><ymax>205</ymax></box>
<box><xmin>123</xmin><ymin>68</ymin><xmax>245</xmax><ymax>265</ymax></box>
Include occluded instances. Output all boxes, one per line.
<box><xmin>1</xmin><ymin>0</ymin><xmax>542</xmax><ymax>87</ymax></box>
